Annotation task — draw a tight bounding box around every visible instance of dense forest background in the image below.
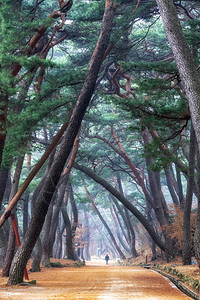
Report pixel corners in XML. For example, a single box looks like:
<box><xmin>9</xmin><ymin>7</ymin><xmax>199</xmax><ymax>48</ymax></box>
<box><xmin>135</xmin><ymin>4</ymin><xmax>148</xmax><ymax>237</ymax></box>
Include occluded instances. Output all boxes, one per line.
<box><xmin>0</xmin><ymin>0</ymin><xmax>200</xmax><ymax>285</ymax></box>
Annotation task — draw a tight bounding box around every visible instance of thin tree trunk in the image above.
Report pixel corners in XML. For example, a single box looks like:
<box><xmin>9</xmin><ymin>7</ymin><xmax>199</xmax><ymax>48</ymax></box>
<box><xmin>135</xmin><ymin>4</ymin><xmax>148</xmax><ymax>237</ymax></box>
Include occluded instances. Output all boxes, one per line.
<box><xmin>182</xmin><ymin>124</ymin><xmax>196</xmax><ymax>265</ymax></box>
<box><xmin>194</xmin><ymin>145</ymin><xmax>200</xmax><ymax>267</ymax></box>
<box><xmin>61</xmin><ymin>203</ymin><xmax>74</xmax><ymax>260</ymax></box>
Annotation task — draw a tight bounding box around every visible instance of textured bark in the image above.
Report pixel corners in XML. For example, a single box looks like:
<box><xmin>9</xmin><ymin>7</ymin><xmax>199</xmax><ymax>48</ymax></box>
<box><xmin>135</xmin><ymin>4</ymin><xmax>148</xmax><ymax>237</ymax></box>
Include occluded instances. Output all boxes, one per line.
<box><xmin>194</xmin><ymin>146</ymin><xmax>200</xmax><ymax>267</ymax></box>
<box><xmin>68</xmin><ymin>182</ymin><xmax>78</xmax><ymax>234</ymax></box>
<box><xmin>8</xmin><ymin>0</ymin><xmax>117</xmax><ymax>285</ymax></box>
<box><xmin>31</xmin><ymin>238</ymin><xmax>42</xmax><ymax>272</ymax></box>
<box><xmin>61</xmin><ymin>204</ymin><xmax>74</xmax><ymax>260</ymax></box>
<box><xmin>182</xmin><ymin>124</ymin><xmax>196</xmax><ymax>265</ymax></box>
<box><xmin>42</xmin><ymin>197</ymin><xmax>55</xmax><ymax>267</ymax></box>
<box><xmin>75</xmin><ymin>163</ymin><xmax>165</xmax><ymax>251</ymax></box>
<box><xmin>156</xmin><ymin>0</ymin><xmax>200</xmax><ymax>153</ymax></box>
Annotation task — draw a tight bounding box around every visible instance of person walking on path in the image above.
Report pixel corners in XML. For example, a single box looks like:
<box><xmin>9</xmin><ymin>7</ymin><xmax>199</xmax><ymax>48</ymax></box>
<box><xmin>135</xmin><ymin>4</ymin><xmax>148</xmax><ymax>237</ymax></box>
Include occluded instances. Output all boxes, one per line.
<box><xmin>105</xmin><ymin>254</ymin><xmax>110</xmax><ymax>265</ymax></box>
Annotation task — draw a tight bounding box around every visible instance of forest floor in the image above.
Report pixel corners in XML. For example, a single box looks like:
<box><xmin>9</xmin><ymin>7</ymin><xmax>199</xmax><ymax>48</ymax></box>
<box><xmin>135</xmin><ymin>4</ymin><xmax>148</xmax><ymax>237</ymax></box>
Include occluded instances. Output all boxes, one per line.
<box><xmin>0</xmin><ymin>257</ymin><xmax>197</xmax><ymax>299</ymax></box>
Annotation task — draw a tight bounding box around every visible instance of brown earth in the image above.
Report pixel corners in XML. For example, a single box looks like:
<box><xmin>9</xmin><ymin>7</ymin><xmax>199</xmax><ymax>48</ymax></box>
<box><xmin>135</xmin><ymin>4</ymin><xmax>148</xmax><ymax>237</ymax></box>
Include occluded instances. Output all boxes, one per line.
<box><xmin>0</xmin><ymin>258</ymin><xmax>193</xmax><ymax>299</ymax></box>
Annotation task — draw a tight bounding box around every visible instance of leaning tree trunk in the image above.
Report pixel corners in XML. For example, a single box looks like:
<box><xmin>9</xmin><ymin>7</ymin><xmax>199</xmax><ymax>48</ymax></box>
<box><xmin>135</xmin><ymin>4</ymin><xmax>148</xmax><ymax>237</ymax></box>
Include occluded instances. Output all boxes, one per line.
<box><xmin>182</xmin><ymin>124</ymin><xmax>196</xmax><ymax>265</ymax></box>
<box><xmin>7</xmin><ymin>1</ymin><xmax>117</xmax><ymax>285</ymax></box>
<box><xmin>155</xmin><ymin>0</ymin><xmax>200</xmax><ymax>153</ymax></box>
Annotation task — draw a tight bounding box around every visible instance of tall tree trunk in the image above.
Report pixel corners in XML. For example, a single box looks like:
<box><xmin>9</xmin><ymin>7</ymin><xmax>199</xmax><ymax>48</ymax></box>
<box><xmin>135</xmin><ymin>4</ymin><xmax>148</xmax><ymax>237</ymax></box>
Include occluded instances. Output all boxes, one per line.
<box><xmin>194</xmin><ymin>145</ymin><xmax>200</xmax><ymax>267</ymax></box>
<box><xmin>42</xmin><ymin>196</ymin><xmax>55</xmax><ymax>267</ymax></box>
<box><xmin>61</xmin><ymin>203</ymin><xmax>74</xmax><ymax>260</ymax></box>
<box><xmin>182</xmin><ymin>124</ymin><xmax>196</xmax><ymax>265</ymax></box>
<box><xmin>68</xmin><ymin>182</ymin><xmax>78</xmax><ymax>239</ymax></box>
<box><xmin>155</xmin><ymin>0</ymin><xmax>200</xmax><ymax>153</ymax></box>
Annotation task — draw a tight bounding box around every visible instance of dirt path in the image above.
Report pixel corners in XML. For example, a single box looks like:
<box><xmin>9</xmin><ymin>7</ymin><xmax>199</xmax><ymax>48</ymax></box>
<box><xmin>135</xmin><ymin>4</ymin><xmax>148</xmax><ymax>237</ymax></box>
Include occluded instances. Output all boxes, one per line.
<box><xmin>0</xmin><ymin>260</ymin><xmax>191</xmax><ymax>299</ymax></box>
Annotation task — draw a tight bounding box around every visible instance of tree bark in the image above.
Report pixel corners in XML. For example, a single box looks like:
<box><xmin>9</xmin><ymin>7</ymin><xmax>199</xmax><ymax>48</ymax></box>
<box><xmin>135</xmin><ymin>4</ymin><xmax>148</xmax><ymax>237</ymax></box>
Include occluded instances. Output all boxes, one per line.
<box><xmin>194</xmin><ymin>145</ymin><xmax>200</xmax><ymax>267</ymax></box>
<box><xmin>31</xmin><ymin>238</ymin><xmax>42</xmax><ymax>272</ymax></box>
<box><xmin>155</xmin><ymin>0</ymin><xmax>200</xmax><ymax>153</ymax></box>
<box><xmin>61</xmin><ymin>203</ymin><xmax>74</xmax><ymax>260</ymax></box>
<box><xmin>7</xmin><ymin>0</ymin><xmax>117</xmax><ymax>285</ymax></box>
<box><xmin>182</xmin><ymin>124</ymin><xmax>196</xmax><ymax>265</ymax></box>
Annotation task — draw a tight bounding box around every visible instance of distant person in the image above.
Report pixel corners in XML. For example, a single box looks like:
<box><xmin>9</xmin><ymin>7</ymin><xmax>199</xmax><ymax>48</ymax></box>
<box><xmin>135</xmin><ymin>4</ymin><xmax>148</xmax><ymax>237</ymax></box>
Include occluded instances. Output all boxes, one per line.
<box><xmin>105</xmin><ymin>254</ymin><xmax>110</xmax><ymax>265</ymax></box>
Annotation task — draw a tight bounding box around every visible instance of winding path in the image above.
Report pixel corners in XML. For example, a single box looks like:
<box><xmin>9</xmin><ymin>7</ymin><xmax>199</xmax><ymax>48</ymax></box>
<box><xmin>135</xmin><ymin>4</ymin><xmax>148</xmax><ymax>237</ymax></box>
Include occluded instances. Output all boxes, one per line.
<box><xmin>0</xmin><ymin>261</ymin><xmax>191</xmax><ymax>299</ymax></box>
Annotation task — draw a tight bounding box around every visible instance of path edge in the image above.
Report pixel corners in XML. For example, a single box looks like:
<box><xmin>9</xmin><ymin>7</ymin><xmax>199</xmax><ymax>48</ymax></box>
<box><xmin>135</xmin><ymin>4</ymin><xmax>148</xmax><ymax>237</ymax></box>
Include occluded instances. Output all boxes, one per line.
<box><xmin>146</xmin><ymin>267</ymin><xmax>200</xmax><ymax>300</ymax></box>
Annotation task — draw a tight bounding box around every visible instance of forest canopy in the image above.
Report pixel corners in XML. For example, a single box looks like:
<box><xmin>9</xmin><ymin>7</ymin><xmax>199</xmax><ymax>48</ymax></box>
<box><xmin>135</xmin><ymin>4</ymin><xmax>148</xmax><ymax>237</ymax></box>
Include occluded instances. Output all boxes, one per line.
<box><xmin>0</xmin><ymin>0</ymin><xmax>200</xmax><ymax>285</ymax></box>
